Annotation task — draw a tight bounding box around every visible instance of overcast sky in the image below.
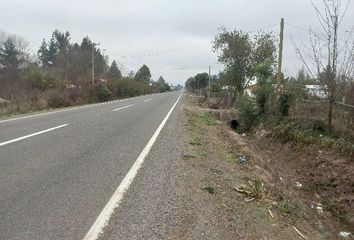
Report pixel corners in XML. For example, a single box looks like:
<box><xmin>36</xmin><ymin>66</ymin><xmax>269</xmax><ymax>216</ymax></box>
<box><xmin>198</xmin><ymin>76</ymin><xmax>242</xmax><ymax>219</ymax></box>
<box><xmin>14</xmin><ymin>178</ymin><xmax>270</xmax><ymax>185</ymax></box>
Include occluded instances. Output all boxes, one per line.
<box><xmin>0</xmin><ymin>0</ymin><xmax>353</xmax><ymax>85</ymax></box>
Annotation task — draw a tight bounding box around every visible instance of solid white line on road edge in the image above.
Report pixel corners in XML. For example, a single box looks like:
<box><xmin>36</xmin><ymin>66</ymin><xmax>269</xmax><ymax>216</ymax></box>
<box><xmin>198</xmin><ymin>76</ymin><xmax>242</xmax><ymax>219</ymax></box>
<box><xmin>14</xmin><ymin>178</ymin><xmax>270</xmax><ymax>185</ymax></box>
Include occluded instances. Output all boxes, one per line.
<box><xmin>112</xmin><ymin>104</ymin><xmax>134</xmax><ymax>112</ymax></box>
<box><xmin>0</xmin><ymin>124</ymin><xmax>68</xmax><ymax>147</ymax></box>
<box><xmin>143</xmin><ymin>98</ymin><xmax>152</xmax><ymax>102</ymax></box>
<box><xmin>83</xmin><ymin>93</ymin><xmax>183</xmax><ymax>240</ymax></box>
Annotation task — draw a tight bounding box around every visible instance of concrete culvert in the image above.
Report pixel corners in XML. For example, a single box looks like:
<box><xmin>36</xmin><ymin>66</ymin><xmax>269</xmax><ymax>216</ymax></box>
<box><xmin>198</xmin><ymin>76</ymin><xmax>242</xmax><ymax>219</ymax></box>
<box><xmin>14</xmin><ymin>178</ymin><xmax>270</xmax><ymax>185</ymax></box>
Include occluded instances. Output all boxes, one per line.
<box><xmin>229</xmin><ymin>119</ymin><xmax>239</xmax><ymax>130</ymax></box>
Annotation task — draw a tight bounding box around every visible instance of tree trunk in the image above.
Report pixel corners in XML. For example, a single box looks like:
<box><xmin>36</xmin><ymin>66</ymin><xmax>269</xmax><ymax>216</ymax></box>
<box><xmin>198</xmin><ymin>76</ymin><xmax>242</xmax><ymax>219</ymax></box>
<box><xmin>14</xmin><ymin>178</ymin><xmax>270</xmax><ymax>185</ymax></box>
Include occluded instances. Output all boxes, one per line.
<box><xmin>328</xmin><ymin>98</ymin><xmax>334</xmax><ymax>133</ymax></box>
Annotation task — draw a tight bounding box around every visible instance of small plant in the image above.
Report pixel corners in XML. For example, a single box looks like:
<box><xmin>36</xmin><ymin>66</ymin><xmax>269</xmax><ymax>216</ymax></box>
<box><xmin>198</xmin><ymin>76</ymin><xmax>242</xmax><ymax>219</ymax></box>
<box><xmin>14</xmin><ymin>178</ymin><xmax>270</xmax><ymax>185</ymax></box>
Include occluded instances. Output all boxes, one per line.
<box><xmin>202</xmin><ymin>186</ymin><xmax>216</xmax><ymax>194</ymax></box>
<box><xmin>235</xmin><ymin>178</ymin><xmax>265</xmax><ymax>201</ymax></box>
<box><xmin>190</xmin><ymin>136</ymin><xmax>201</xmax><ymax>145</ymax></box>
<box><xmin>277</xmin><ymin>199</ymin><xmax>300</xmax><ymax>215</ymax></box>
<box><xmin>321</xmin><ymin>198</ymin><xmax>347</xmax><ymax>221</ymax></box>
<box><xmin>182</xmin><ymin>154</ymin><xmax>196</xmax><ymax>160</ymax></box>
<box><xmin>186</xmin><ymin>111</ymin><xmax>199</xmax><ymax>131</ymax></box>
<box><xmin>224</xmin><ymin>153</ymin><xmax>235</xmax><ymax>163</ymax></box>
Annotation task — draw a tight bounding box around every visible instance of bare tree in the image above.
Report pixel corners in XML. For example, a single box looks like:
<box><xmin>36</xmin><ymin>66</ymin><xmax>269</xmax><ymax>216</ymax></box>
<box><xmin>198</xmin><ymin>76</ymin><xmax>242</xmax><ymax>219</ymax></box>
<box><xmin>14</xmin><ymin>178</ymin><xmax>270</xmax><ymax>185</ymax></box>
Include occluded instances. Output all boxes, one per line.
<box><xmin>292</xmin><ymin>0</ymin><xmax>354</xmax><ymax>133</ymax></box>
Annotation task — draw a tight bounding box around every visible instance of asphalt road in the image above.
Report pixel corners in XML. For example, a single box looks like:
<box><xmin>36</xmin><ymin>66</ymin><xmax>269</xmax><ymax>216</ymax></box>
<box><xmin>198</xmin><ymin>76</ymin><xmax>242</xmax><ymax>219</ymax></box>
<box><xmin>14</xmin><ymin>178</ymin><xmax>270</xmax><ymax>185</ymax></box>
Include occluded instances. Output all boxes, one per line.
<box><xmin>0</xmin><ymin>91</ymin><xmax>184</xmax><ymax>240</ymax></box>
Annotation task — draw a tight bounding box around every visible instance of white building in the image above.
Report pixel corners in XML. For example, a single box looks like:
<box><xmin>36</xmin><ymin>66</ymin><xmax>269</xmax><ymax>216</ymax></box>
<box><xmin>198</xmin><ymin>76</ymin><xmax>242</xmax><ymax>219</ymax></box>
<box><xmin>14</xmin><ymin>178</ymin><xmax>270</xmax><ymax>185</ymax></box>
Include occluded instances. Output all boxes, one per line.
<box><xmin>305</xmin><ymin>85</ymin><xmax>327</xmax><ymax>99</ymax></box>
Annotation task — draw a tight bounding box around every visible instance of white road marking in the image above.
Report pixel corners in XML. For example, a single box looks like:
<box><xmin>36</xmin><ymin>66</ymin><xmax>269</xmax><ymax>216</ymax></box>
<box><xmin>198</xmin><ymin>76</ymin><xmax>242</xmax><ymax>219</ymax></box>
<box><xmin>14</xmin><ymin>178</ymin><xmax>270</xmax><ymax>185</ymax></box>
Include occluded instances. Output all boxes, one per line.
<box><xmin>144</xmin><ymin>98</ymin><xmax>152</xmax><ymax>102</ymax></box>
<box><xmin>0</xmin><ymin>124</ymin><xmax>68</xmax><ymax>147</ymax></box>
<box><xmin>112</xmin><ymin>104</ymin><xmax>134</xmax><ymax>112</ymax></box>
<box><xmin>83</xmin><ymin>93</ymin><xmax>183</xmax><ymax>240</ymax></box>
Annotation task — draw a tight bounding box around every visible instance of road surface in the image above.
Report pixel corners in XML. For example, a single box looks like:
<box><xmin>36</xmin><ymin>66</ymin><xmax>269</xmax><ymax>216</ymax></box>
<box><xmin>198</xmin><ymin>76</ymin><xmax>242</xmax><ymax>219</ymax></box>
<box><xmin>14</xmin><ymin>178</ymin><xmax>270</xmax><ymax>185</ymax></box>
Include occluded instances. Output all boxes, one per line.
<box><xmin>0</xmin><ymin>91</ymin><xmax>184</xmax><ymax>240</ymax></box>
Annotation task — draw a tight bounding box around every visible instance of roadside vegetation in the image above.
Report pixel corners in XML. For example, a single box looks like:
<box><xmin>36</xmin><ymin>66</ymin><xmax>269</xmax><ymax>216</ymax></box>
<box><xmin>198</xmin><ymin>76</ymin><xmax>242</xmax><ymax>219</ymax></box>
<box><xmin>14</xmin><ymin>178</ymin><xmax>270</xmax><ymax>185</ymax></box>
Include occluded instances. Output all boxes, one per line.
<box><xmin>0</xmin><ymin>30</ymin><xmax>182</xmax><ymax>116</ymax></box>
<box><xmin>184</xmin><ymin>0</ymin><xmax>353</xmax><ymax>237</ymax></box>
<box><xmin>182</xmin><ymin>95</ymin><xmax>338</xmax><ymax>239</ymax></box>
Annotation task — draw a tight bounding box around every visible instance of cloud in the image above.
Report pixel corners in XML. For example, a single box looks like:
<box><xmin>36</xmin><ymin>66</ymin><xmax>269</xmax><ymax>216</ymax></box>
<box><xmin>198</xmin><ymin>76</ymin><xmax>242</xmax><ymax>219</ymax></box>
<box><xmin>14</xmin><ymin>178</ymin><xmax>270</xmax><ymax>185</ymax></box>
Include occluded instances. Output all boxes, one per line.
<box><xmin>0</xmin><ymin>0</ymin><xmax>353</xmax><ymax>85</ymax></box>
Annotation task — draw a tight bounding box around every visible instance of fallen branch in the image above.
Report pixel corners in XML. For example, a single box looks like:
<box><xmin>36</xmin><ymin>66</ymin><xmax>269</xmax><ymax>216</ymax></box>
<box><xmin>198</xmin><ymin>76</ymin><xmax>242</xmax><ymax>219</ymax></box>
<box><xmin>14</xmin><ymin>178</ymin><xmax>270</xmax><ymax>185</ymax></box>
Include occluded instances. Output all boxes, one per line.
<box><xmin>292</xmin><ymin>226</ymin><xmax>307</xmax><ymax>239</ymax></box>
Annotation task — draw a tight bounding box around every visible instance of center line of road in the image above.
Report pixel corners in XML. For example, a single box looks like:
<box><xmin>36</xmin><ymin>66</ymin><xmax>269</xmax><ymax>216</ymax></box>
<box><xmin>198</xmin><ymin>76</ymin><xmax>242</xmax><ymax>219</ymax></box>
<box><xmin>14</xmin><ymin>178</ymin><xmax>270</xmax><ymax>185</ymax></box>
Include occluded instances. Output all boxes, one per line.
<box><xmin>112</xmin><ymin>104</ymin><xmax>134</xmax><ymax>112</ymax></box>
<box><xmin>144</xmin><ymin>98</ymin><xmax>152</xmax><ymax>102</ymax></box>
<box><xmin>83</xmin><ymin>93</ymin><xmax>183</xmax><ymax>240</ymax></box>
<box><xmin>0</xmin><ymin>124</ymin><xmax>68</xmax><ymax>147</ymax></box>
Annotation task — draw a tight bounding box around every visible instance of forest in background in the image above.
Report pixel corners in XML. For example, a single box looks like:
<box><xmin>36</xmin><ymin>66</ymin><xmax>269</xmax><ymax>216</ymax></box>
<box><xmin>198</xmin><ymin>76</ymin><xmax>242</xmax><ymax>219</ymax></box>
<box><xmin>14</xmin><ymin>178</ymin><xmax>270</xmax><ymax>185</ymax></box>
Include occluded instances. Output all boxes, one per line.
<box><xmin>0</xmin><ymin>29</ymin><xmax>181</xmax><ymax>115</ymax></box>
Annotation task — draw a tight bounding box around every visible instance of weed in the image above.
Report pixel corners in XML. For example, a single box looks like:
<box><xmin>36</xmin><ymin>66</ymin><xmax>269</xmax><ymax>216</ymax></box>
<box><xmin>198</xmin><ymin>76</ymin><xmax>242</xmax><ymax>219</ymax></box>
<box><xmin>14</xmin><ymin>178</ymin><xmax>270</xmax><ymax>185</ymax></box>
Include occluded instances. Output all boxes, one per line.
<box><xmin>303</xmin><ymin>179</ymin><xmax>338</xmax><ymax>193</ymax></box>
<box><xmin>277</xmin><ymin>199</ymin><xmax>300</xmax><ymax>215</ymax></box>
<box><xmin>186</xmin><ymin>111</ymin><xmax>198</xmax><ymax>130</ymax></box>
<box><xmin>321</xmin><ymin>198</ymin><xmax>347</xmax><ymax>221</ymax></box>
<box><xmin>182</xmin><ymin>154</ymin><xmax>196</xmax><ymax>160</ymax></box>
<box><xmin>224</xmin><ymin>153</ymin><xmax>236</xmax><ymax>163</ymax></box>
<box><xmin>235</xmin><ymin>178</ymin><xmax>265</xmax><ymax>201</ymax></box>
<box><xmin>190</xmin><ymin>136</ymin><xmax>201</xmax><ymax>145</ymax></box>
<box><xmin>202</xmin><ymin>186</ymin><xmax>216</xmax><ymax>194</ymax></box>
<box><xmin>267</xmin><ymin>117</ymin><xmax>354</xmax><ymax>155</ymax></box>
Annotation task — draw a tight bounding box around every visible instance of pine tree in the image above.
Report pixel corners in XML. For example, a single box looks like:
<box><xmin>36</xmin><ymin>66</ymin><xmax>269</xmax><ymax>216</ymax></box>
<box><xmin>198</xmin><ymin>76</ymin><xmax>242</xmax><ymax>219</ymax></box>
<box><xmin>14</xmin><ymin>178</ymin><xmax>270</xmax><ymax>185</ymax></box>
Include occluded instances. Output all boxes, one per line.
<box><xmin>107</xmin><ymin>60</ymin><xmax>122</xmax><ymax>80</ymax></box>
<box><xmin>134</xmin><ymin>64</ymin><xmax>151</xmax><ymax>83</ymax></box>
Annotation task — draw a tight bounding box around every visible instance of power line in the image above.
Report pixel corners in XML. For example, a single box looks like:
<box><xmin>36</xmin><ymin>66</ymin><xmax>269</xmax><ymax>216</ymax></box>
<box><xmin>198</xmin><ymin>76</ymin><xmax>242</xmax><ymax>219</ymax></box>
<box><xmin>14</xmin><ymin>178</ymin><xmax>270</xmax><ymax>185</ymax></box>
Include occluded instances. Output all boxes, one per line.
<box><xmin>118</xmin><ymin>44</ymin><xmax>203</xmax><ymax>59</ymax></box>
<box><xmin>247</xmin><ymin>23</ymin><xmax>279</xmax><ymax>32</ymax></box>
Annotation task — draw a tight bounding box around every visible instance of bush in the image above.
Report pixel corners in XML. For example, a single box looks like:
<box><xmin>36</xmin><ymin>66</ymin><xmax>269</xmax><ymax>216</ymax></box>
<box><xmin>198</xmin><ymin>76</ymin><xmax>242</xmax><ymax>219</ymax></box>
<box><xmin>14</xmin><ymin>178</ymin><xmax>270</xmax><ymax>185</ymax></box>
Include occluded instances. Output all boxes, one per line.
<box><xmin>47</xmin><ymin>91</ymin><xmax>71</xmax><ymax>108</ymax></box>
<box><xmin>278</xmin><ymin>92</ymin><xmax>293</xmax><ymax>117</ymax></box>
<box><xmin>238</xmin><ymin>96</ymin><xmax>260</xmax><ymax>131</ymax></box>
<box><xmin>267</xmin><ymin>117</ymin><xmax>354</xmax><ymax>155</ymax></box>
<box><xmin>109</xmin><ymin>78</ymin><xmax>151</xmax><ymax>98</ymax></box>
<box><xmin>97</xmin><ymin>83</ymin><xmax>112</xmax><ymax>102</ymax></box>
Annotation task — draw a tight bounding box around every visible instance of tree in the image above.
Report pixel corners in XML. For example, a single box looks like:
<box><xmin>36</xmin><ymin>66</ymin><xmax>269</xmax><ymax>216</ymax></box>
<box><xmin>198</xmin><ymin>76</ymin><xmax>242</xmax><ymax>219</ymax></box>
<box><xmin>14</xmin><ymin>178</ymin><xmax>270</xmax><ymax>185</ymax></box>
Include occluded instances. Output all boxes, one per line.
<box><xmin>253</xmin><ymin>32</ymin><xmax>277</xmax><ymax>67</ymax></box>
<box><xmin>0</xmin><ymin>36</ymin><xmax>28</xmax><ymax>71</ymax></box>
<box><xmin>156</xmin><ymin>76</ymin><xmax>170</xmax><ymax>92</ymax></box>
<box><xmin>213</xmin><ymin>28</ymin><xmax>276</xmax><ymax>96</ymax></box>
<box><xmin>213</xmin><ymin>28</ymin><xmax>252</xmax><ymax>96</ymax></box>
<box><xmin>134</xmin><ymin>64</ymin><xmax>151</xmax><ymax>83</ymax></box>
<box><xmin>185</xmin><ymin>73</ymin><xmax>209</xmax><ymax>93</ymax></box>
<box><xmin>194</xmin><ymin>72</ymin><xmax>209</xmax><ymax>91</ymax></box>
<box><xmin>292</xmin><ymin>0</ymin><xmax>353</xmax><ymax>132</ymax></box>
<box><xmin>254</xmin><ymin>59</ymin><xmax>274</xmax><ymax>114</ymax></box>
<box><xmin>296</xmin><ymin>67</ymin><xmax>312</xmax><ymax>84</ymax></box>
<box><xmin>107</xmin><ymin>60</ymin><xmax>122</xmax><ymax>80</ymax></box>
<box><xmin>0</xmin><ymin>33</ymin><xmax>29</xmax><ymax>98</ymax></box>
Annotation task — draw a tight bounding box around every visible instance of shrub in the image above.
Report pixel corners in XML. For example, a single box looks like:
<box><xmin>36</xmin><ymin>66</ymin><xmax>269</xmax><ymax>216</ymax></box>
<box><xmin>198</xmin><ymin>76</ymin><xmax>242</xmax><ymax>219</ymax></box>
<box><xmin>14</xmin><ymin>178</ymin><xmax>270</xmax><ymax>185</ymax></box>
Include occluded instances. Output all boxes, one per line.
<box><xmin>47</xmin><ymin>91</ymin><xmax>71</xmax><ymax>108</ymax></box>
<box><xmin>278</xmin><ymin>92</ymin><xmax>294</xmax><ymax>117</ymax></box>
<box><xmin>238</xmin><ymin>96</ymin><xmax>260</xmax><ymax>131</ymax></box>
<box><xmin>97</xmin><ymin>83</ymin><xmax>112</xmax><ymax>102</ymax></box>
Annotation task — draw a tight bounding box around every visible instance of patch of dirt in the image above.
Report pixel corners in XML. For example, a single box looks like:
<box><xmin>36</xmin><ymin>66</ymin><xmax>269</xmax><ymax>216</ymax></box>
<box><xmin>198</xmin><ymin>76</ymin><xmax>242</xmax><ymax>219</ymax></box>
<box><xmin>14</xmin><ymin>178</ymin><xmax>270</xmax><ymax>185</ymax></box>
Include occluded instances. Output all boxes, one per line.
<box><xmin>179</xmin><ymin>94</ymin><xmax>336</xmax><ymax>239</ymax></box>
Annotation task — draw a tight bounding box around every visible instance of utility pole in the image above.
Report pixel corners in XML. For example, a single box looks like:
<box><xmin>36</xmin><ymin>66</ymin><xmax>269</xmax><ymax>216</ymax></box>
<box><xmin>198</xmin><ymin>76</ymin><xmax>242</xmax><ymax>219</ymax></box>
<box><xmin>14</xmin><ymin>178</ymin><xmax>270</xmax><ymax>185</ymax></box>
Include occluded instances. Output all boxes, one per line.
<box><xmin>92</xmin><ymin>42</ymin><xmax>100</xmax><ymax>84</ymax></box>
<box><xmin>277</xmin><ymin>18</ymin><xmax>284</xmax><ymax>86</ymax></box>
<box><xmin>102</xmin><ymin>49</ymin><xmax>106</xmax><ymax>75</ymax></box>
<box><xmin>208</xmin><ymin>66</ymin><xmax>211</xmax><ymax>98</ymax></box>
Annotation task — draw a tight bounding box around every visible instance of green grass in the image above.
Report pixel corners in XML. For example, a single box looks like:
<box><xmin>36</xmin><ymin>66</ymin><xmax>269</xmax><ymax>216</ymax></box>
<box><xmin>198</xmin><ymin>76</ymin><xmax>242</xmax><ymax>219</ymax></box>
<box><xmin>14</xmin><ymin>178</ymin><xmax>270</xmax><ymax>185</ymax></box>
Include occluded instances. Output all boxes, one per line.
<box><xmin>277</xmin><ymin>199</ymin><xmax>300</xmax><ymax>215</ymax></box>
<box><xmin>265</xmin><ymin>117</ymin><xmax>354</xmax><ymax>156</ymax></box>
<box><xmin>303</xmin><ymin>179</ymin><xmax>338</xmax><ymax>193</ymax></box>
<box><xmin>202</xmin><ymin>186</ymin><xmax>216</xmax><ymax>194</ymax></box>
<box><xmin>200</xmin><ymin>113</ymin><xmax>217</xmax><ymax>125</ymax></box>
